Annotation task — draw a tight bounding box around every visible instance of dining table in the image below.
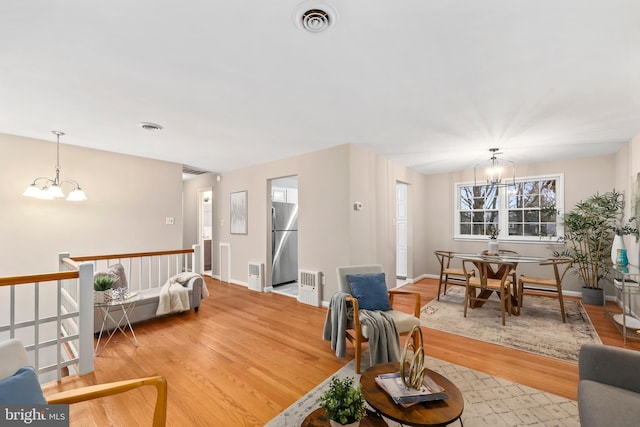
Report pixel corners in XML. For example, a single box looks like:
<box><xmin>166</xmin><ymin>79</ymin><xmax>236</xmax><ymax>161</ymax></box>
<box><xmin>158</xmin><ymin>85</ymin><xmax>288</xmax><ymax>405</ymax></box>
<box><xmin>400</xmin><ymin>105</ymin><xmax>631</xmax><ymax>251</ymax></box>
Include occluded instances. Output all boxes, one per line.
<box><xmin>453</xmin><ymin>252</ymin><xmax>548</xmax><ymax>315</ymax></box>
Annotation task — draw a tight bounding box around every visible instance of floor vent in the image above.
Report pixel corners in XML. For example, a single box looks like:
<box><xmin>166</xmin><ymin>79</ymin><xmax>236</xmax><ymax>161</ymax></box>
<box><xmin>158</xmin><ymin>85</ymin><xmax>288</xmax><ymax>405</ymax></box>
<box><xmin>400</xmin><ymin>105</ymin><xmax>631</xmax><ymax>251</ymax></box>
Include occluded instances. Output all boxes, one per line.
<box><xmin>248</xmin><ymin>262</ymin><xmax>264</xmax><ymax>292</ymax></box>
<box><xmin>298</xmin><ymin>269</ymin><xmax>321</xmax><ymax>306</ymax></box>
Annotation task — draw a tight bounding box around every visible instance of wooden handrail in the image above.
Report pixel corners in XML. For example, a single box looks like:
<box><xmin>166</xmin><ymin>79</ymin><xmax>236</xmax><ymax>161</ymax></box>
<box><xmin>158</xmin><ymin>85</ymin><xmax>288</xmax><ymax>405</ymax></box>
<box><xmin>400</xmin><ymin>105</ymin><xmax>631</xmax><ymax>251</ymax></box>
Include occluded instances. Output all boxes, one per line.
<box><xmin>0</xmin><ymin>271</ymin><xmax>79</xmax><ymax>287</ymax></box>
<box><xmin>70</xmin><ymin>248</ymin><xmax>194</xmax><ymax>262</ymax></box>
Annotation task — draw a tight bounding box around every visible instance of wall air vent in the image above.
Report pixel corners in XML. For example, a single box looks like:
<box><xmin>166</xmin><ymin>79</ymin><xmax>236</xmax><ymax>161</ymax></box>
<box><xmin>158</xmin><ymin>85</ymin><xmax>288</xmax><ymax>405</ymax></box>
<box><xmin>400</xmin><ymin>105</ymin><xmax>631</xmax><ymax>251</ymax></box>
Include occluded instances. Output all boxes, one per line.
<box><xmin>293</xmin><ymin>1</ymin><xmax>337</xmax><ymax>34</ymax></box>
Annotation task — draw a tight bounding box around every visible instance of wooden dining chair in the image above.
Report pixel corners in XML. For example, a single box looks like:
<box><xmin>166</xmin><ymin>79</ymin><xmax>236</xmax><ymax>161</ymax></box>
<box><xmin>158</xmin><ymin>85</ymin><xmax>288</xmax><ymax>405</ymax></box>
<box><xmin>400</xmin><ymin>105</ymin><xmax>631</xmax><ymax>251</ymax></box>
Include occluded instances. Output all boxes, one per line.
<box><xmin>517</xmin><ymin>257</ymin><xmax>573</xmax><ymax>322</ymax></box>
<box><xmin>462</xmin><ymin>259</ymin><xmax>517</xmax><ymax>325</ymax></box>
<box><xmin>434</xmin><ymin>251</ymin><xmax>473</xmax><ymax>300</ymax></box>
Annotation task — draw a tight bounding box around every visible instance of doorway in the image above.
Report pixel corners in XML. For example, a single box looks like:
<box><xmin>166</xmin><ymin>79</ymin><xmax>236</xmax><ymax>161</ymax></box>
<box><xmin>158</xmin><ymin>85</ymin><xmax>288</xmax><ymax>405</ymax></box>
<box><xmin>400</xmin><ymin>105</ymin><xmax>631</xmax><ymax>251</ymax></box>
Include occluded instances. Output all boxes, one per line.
<box><xmin>396</xmin><ymin>182</ymin><xmax>409</xmax><ymax>283</ymax></box>
<box><xmin>269</xmin><ymin>176</ymin><xmax>298</xmax><ymax>298</ymax></box>
<box><xmin>198</xmin><ymin>188</ymin><xmax>213</xmax><ymax>276</ymax></box>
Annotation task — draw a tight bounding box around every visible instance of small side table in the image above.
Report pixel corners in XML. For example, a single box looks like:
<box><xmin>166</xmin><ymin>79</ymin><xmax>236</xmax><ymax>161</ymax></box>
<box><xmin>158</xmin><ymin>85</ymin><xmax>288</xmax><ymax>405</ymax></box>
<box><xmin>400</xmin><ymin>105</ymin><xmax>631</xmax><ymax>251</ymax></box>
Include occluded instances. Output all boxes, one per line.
<box><xmin>301</xmin><ymin>408</ymin><xmax>387</xmax><ymax>426</ymax></box>
<box><xmin>94</xmin><ymin>293</ymin><xmax>140</xmax><ymax>355</ymax></box>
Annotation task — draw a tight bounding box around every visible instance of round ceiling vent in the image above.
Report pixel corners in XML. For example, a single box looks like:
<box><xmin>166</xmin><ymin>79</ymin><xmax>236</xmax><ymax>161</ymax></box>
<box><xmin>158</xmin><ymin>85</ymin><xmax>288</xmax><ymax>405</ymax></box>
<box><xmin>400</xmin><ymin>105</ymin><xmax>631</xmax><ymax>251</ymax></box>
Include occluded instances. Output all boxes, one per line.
<box><xmin>301</xmin><ymin>9</ymin><xmax>331</xmax><ymax>33</ymax></box>
<box><xmin>293</xmin><ymin>1</ymin><xmax>337</xmax><ymax>34</ymax></box>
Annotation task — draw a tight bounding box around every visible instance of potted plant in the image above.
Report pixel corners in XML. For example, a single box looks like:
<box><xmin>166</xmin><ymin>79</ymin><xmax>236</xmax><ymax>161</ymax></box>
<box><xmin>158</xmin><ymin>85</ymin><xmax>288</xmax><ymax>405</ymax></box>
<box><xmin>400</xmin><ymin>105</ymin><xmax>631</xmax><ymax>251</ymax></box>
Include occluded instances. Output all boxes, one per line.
<box><xmin>94</xmin><ymin>274</ymin><xmax>118</xmax><ymax>303</ymax></box>
<box><xmin>319</xmin><ymin>376</ymin><xmax>366</xmax><ymax>427</ymax></box>
<box><xmin>559</xmin><ymin>190</ymin><xmax>624</xmax><ymax>305</ymax></box>
<box><xmin>611</xmin><ymin>217</ymin><xmax>639</xmax><ymax>265</ymax></box>
<box><xmin>487</xmin><ymin>225</ymin><xmax>500</xmax><ymax>254</ymax></box>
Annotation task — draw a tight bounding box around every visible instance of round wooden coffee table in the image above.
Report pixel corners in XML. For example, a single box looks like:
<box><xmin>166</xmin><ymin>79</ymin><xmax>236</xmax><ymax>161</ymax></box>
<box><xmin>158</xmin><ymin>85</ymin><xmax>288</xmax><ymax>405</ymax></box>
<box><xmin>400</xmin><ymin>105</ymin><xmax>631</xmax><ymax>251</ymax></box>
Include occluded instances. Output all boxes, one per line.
<box><xmin>359</xmin><ymin>362</ymin><xmax>464</xmax><ymax>427</ymax></box>
<box><xmin>301</xmin><ymin>408</ymin><xmax>387</xmax><ymax>426</ymax></box>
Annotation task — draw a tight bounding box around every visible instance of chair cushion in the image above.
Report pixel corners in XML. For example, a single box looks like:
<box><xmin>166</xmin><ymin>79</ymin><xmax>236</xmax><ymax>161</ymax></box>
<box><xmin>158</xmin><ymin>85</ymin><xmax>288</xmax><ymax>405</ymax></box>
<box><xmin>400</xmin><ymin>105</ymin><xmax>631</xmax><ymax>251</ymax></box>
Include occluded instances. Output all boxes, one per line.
<box><xmin>0</xmin><ymin>366</ymin><xmax>47</xmax><ymax>404</ymax></box>
<box><xmin>361</xmin><ymin>309</ymin><xmax>420</xmax><ymax>338</ymax></box>
<box><xmin>346</xmin><ymin>273</ymin><xmax>392</xmax><ymax>311</ymax></box>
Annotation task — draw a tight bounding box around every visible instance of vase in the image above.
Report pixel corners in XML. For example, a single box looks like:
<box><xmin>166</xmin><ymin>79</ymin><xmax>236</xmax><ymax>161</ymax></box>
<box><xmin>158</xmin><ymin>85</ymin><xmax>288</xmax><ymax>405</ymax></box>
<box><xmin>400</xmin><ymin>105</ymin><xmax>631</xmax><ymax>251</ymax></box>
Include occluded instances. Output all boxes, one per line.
<box><xmin>488</xmin><ymin>240</ymin><xmax>499</xmax><ymax>255</ymax></box>
<box><xmin>611</xmin><ymin>235</ymin><xmax>625</xmax><ymax>265</ymax></box>
<box><xmin>329</xmin><ymin>420</ymin><xmax>360</xmax><ymax>427</ymax></box>
<box><xmin>616</xmin><ymin>249</ymin><xmax>629</xmax><ymax>267</ymax></box>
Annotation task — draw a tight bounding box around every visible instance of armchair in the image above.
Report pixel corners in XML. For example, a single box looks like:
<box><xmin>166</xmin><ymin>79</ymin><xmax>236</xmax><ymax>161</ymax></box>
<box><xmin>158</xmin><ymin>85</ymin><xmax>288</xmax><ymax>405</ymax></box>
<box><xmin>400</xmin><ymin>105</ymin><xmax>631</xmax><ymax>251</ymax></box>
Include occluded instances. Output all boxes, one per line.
<box><xmin>336</xmin><ymin>264</ymin><xmax>421</xmax><ymax>374</ymax></box>
<box><xmin>0</xmin><ymin>339</ymin><xmax>167</xmax><ymax>426</ymax></box>
<box><xmin>578</xmin><ymin>343</ymin><xmax>640</xmax><ymax>427</ymax></box>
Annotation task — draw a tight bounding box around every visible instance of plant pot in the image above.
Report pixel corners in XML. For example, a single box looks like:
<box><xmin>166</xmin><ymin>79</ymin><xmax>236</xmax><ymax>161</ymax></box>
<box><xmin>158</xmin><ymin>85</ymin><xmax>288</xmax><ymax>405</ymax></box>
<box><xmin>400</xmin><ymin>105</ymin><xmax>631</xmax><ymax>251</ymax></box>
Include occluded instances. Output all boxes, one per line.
<box><xmin>581</xmin><ymin>286</ymin><xmax>603</xmax><ymax>306</ymax></box>
<box><xmin>94</xmin><ymin>290</ymin><xmax>112</xmax><ymax>304</ymax></box>
<box><xmin>329</xmin><ymin>420</ymin><xmax>360</xmax><ymax>427</ymax></box>
<box><xmin>488</xmin><ymin>240</ymin><xmax>499</xmax><ymax>255</ymax></box>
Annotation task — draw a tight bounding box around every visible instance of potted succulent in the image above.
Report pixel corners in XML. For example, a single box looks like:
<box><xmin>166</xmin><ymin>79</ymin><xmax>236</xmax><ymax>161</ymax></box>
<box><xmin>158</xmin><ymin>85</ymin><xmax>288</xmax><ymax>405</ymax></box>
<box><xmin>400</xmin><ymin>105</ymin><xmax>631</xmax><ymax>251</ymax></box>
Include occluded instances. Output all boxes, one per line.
<box><xmin>94</xmin><ymin>274</ymin><xmax>118</xmax><ymax>303</ymax></box>
<box><xmin>319</xmin><ymin>376</ymin><xmax>366</xmax><ymax>427</ymax></box>
<box><xmin>559</xmin><ymin>190</ymin><xmax>624</xmax><ymax>305</ymax></box>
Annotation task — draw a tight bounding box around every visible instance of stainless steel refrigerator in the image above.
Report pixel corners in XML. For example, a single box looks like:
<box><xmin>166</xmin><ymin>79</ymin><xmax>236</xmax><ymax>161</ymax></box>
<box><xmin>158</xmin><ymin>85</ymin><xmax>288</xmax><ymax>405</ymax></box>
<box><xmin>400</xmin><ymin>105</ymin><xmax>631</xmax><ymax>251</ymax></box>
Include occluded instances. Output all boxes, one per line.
<box><xmin>272</xmin><ymin>201</ymin><xmax>298</xmax><ymax>286</ymax></box>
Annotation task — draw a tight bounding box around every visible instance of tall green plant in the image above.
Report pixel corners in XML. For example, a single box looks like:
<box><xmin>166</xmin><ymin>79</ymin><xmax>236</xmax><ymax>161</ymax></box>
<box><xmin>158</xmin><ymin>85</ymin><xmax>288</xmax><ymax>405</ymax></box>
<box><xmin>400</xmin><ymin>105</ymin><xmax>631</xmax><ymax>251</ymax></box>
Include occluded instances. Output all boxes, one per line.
<box><xmin>561</xmin><ymin>190</ymin><xmax>623</xmax><ymax>289</ymax></box>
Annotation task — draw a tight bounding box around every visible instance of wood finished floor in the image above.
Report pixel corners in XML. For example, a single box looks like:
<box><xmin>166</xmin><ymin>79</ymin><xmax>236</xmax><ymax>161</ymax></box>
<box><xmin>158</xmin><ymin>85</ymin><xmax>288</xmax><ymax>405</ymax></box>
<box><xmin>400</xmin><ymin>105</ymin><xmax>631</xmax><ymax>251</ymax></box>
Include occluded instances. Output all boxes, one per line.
<box><xmin>41</xmin><ymin>277</ymin><xmax>640</xmax><ymax>426</ymax></box>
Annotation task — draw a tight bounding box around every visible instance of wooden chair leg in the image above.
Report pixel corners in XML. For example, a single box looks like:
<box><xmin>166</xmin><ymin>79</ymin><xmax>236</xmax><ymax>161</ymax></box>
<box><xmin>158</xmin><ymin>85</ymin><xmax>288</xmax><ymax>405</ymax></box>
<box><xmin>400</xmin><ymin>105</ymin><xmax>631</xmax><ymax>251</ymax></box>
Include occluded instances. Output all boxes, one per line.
<box><xmin>355</xmin><ymin>338</ymin><xmax>362</xmax><ymax>374</ymax></box>
<box><xmin>557</xmin><ymin>287</ymin><xmax>566</xmax><ymax>323</ymax></box>
<box><xmin>463</xmin><ymin>286</ymin><xmax>470</xmax><ymax>318</ymax></box>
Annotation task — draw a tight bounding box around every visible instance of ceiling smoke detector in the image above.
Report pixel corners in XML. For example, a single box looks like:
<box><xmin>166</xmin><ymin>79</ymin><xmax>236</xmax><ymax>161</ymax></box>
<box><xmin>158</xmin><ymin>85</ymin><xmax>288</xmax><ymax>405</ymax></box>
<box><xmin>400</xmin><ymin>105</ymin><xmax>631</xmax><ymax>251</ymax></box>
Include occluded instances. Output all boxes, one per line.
<box><xmin>293</xmin><ymin>1</ymin><xmax>337</xmax><ymax>33</ymax></box>
<box><xmin>138</xmin><ymin>122</ymin><xmax>163</xmax><ymax>131</ymax></box>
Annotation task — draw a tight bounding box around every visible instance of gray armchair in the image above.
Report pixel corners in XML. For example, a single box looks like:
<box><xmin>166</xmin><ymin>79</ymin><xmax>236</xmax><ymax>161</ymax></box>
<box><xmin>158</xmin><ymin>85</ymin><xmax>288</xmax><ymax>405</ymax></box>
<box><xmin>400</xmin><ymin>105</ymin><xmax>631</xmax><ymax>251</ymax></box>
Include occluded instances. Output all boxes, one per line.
<box><xmin>578</xmin><ymin>343</ymin><xmax>640</xmax><ymax>426</ymax></box>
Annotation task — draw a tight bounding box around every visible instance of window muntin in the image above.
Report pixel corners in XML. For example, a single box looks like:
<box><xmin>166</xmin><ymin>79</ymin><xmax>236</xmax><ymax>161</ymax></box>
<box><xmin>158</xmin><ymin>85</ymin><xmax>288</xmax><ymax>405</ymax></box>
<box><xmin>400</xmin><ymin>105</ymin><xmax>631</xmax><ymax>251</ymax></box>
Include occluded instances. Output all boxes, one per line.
<box><xmin>455</xmin><ymin>174</ymin><xmax>563</xmax><ymax>241</ymax></box>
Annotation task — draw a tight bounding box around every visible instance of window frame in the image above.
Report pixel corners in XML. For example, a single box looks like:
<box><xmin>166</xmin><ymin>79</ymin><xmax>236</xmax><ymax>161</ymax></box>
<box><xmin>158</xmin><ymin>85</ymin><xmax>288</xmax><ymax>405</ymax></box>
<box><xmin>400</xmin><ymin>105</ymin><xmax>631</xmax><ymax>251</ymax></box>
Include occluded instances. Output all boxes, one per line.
<box><xmin>454</xmin><ymin>173</ymin><xmax>564</xmax><ymax>242</ymax></box>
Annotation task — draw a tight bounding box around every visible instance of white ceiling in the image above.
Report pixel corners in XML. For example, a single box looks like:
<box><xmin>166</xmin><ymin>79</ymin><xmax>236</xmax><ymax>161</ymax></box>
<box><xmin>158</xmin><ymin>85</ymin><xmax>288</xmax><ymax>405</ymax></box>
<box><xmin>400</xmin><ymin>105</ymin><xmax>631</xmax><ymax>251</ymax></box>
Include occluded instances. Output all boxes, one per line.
<box><xmin>1</xmin><ymin>1</ymin><xmax>638</xmax><ymax>175</ymax></box>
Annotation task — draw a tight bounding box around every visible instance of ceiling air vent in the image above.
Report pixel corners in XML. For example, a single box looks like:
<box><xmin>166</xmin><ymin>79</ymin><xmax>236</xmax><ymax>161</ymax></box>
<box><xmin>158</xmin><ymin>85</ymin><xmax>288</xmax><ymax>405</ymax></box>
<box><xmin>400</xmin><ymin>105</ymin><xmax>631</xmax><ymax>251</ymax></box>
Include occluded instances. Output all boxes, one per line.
<box><xmin>301</xmin><ymin>9</ymin><xmax>331</xmax><ymax>33</ymax></box>
<box><xmin>293</xmin><ymin>1</ymin><xmax>337</xmax><ymax>34</ymax></box>
<box><xmin>182</xmin><ymin>165</ymin><xmax>210</xmax><ymax>176</ymax></box>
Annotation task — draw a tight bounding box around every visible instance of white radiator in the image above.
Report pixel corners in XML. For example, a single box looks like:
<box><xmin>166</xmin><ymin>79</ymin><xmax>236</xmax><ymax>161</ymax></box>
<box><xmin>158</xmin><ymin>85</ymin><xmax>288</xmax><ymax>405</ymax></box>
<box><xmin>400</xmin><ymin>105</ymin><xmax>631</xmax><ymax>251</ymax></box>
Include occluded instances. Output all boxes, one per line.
<box><xmin>298</xmin><ymin>269</ymin><xmax>321</xmax><ymax>306</ymax></box>
<box><xmin>248</xmin><ymin>262</ymin><xmax>264</xmax><ymax>292</ymax></box>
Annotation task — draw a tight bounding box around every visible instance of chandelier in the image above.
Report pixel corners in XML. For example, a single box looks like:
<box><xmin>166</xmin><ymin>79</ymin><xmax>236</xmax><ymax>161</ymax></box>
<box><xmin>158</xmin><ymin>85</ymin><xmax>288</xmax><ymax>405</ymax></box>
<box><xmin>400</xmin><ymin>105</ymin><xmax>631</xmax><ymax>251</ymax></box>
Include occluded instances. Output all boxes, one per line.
<box><xmin>23</xmin><ymin>131</ymin><xmax>87</xmax><ymax>201</ymax></box>
<box><xmin>474</xmin><ymin>148</ymin><xmax>515</xmax><ymax>188</ymax></box>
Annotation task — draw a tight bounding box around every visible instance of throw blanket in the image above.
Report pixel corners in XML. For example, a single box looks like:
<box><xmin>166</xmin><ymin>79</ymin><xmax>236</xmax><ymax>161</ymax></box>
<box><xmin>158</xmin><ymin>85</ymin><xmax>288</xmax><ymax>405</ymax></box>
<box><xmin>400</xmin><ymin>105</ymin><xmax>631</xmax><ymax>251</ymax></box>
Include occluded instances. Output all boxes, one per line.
<box><xmin>359</xmin><ymin>310</ymin><xmax>401</xmax><ymax>367</ymax></box>
<box><xmin>322</xmin><ymin>292</ymin><xmax>352</xmax><ymax>358</ymax></box>
<box><xmin>322</xmin><ymin>292</ymin><xmax>401</xmax><ymax>366</ymax></box>
<box><xmin>156</xmin><ymin>273</ymin><xmax>204</xmax><ymax>316</ymax></box>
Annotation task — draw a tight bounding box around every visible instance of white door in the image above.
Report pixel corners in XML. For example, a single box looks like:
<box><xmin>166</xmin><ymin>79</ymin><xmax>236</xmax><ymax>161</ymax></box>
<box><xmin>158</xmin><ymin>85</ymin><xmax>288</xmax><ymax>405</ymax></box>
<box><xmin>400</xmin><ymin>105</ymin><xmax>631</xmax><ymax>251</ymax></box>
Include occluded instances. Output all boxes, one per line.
<box><xmin>396</xmin><ymin>182</ymin><xmax>408</xmax><ymax>278</ymax></box>
<box><xmin>198</xmin><ymin>188</ymin><xmax>213</xmax><ymax>275</ymax></box>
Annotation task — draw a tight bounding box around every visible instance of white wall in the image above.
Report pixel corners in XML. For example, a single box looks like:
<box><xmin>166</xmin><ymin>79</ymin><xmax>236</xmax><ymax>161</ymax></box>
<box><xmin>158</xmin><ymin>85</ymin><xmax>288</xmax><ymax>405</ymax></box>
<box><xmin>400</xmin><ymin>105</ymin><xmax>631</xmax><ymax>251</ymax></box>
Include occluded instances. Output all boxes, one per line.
<box><xmin>0</xmin><ymin>133</ymin><xmax>183</xmax><ymax>275</ymax></box>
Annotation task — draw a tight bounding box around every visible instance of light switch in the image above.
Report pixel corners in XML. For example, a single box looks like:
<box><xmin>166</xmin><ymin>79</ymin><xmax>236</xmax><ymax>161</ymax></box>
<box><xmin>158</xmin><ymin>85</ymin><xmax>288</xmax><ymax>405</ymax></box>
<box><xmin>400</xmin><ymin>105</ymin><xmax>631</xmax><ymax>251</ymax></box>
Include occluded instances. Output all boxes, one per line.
<box><xmin>165</xmin><ymin>217</ymin><xmax>175</xmax><ymax>225</ymax></box>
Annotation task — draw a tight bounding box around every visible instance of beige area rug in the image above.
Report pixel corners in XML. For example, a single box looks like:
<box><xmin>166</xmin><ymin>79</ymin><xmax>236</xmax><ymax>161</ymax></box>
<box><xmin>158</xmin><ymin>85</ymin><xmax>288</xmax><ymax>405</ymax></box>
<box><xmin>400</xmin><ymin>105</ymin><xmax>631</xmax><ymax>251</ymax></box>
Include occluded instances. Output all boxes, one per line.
<box><xmin>265</xmin><ymin>353</ymin><xmax>579</xmax><ymax>427</ymax></box>
<box><xmin>421</xmin><ymin>287</ymin><xmax>601</xmax><ymax>363</ymax></box>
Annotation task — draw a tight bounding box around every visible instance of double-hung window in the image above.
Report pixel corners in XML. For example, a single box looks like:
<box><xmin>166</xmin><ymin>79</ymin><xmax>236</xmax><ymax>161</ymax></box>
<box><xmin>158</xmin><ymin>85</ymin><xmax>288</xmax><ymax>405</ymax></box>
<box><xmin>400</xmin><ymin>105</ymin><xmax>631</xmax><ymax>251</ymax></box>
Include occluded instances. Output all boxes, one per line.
<box><xmin>455</xmin><ymin>174</ymin><xmax>564</xmax><ymax>241</ymax></box>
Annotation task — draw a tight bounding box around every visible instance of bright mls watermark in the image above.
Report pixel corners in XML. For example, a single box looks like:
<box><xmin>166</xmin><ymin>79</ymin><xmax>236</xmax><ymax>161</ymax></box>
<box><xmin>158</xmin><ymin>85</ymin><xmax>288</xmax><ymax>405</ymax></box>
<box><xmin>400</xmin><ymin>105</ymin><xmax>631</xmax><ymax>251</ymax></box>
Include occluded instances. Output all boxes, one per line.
<box><xmin>1</xmin><ymin>405</ymin><xmax>69</xmax><ymax>426</ymax></box>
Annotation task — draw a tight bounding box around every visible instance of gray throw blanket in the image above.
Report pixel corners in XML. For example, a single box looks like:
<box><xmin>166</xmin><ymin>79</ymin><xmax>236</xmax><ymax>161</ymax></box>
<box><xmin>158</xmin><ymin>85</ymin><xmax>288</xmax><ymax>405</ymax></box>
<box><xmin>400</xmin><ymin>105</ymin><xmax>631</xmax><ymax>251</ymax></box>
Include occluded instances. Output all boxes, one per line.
<box><xmin>322</xmin><ymin>292</ymin><xmax>352</xmax><ymax>358</ymax></box>
<box><xmin>322</xmin><ymin>292</ymin><xmax>401</xmax><ymax>366</ymax></box>
<box><xmin>359</xmin><ymin>310</ymin><xmax>401</xmax><ymax>366</ymax></box>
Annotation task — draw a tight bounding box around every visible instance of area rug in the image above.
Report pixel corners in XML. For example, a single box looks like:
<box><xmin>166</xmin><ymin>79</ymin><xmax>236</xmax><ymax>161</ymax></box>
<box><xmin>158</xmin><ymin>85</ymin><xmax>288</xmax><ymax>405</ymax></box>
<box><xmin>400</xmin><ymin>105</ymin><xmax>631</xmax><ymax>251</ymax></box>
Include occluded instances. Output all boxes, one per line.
<box><xmin>264</xmin><ymin>354</ymin><xmax>579</xmax><ymax>427</ymax></box>
<box><xmin>420</xmin><ymin>287</ymin><xmax>601</xmax><ymax>363</ymax></box>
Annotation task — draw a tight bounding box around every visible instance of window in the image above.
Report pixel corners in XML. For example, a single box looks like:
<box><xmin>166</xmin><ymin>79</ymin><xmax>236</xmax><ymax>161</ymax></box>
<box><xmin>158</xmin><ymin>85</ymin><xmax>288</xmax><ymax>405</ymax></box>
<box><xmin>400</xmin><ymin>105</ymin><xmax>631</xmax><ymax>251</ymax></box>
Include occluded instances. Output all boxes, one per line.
<box><xmin>455</xmin><ymin>174</ymin><xmax>563</xmax><ymax>241</ymax></box>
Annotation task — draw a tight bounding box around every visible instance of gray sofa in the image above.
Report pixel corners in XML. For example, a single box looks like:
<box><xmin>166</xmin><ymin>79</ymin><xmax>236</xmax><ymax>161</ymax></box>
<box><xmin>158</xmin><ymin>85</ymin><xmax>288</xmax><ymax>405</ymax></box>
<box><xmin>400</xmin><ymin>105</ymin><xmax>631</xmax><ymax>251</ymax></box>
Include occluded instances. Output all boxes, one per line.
<box><xmin>578</xmin><ymin>343</ymin><xmax>640</xmax><ymax>426</ymax></box>
<box><xmin>94</xmin><ymin>273</ymin><xmax>204</xmax><ymax>333</ymax></box>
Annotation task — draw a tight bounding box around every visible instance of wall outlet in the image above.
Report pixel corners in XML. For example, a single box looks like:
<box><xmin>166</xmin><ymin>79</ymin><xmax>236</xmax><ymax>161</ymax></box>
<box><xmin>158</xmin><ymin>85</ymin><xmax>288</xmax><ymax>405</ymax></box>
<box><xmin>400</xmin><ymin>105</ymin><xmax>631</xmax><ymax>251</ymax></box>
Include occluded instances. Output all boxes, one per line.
<box><xmin>165</xmin><ymin>217</ymin><xmax>175</xmax><ymax>225</ymax></box>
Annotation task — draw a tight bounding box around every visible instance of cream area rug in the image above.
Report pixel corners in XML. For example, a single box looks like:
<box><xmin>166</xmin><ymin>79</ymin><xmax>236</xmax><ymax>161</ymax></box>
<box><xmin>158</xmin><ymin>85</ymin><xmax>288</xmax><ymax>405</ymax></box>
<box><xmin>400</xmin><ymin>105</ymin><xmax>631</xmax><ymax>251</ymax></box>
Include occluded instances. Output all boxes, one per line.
<box><xmin>421</xmin><ymin>287</ymin><xmax>601</xmax><ymax>363</ymax></box>
<box><xmin>265</xmin><ymin>353</ymin><xmax>579</xmax><ymax>427</ymax></box>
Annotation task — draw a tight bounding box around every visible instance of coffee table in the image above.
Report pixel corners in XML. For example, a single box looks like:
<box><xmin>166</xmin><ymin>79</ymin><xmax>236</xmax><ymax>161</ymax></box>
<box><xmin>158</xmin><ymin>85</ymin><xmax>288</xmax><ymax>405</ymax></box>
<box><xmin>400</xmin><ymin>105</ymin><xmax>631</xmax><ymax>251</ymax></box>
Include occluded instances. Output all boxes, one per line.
<box><xmin>360</xmin><ymin>362</ymin><xmax>464</xmax><ymax>427</ymax></box>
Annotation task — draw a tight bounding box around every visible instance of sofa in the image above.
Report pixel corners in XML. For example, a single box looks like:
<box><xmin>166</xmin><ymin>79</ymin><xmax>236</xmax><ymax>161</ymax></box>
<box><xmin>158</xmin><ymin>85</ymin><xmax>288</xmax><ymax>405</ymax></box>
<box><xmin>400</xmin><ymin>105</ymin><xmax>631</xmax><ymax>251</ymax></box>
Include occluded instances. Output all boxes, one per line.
<box><xmin>578</xmin><ymin>343</ymin><xmax>640</xmax><ymax>426</ymax></box>
<box><xmin>94</xmin><ymin>266</ymin><xmax>205</xmax><ymax>333</ymax></box>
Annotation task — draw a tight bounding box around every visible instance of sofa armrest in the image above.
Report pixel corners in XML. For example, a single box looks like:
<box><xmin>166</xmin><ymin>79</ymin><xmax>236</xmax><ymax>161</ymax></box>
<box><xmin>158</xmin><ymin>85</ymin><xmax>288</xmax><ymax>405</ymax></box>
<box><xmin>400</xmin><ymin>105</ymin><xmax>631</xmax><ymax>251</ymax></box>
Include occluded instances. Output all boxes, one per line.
<box><xmin>184</xmin><ymin>275</ymin><xmax>203</xmax><ymax>309</ymax></box>
<box><xmin>579</xmin><ymin>343</ymin><xmax>640</xmax><ymax>393</ymax></box>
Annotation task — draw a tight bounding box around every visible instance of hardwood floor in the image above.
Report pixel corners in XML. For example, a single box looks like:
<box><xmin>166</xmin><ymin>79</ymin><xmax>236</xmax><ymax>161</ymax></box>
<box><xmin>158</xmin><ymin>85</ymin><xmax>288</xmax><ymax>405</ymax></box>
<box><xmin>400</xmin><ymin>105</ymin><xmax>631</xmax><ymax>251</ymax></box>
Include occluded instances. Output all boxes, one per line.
<box><xmin>41</xmin><ymin>277</ymin><xmax>640</xmax><ymax>426</ymax></box>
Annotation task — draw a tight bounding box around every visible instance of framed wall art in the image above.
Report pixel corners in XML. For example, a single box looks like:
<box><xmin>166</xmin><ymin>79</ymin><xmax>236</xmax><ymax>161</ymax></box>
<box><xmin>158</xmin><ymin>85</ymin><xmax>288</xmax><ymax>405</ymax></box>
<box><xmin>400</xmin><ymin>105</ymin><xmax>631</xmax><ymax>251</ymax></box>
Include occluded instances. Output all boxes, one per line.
<box><xmin>230</xmin><ymin>190</ymin><xmax>248</xmax><ymax>234</ymax></box>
